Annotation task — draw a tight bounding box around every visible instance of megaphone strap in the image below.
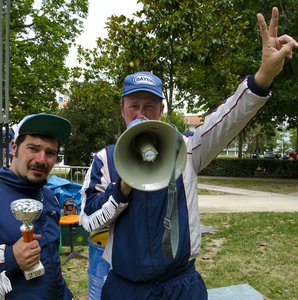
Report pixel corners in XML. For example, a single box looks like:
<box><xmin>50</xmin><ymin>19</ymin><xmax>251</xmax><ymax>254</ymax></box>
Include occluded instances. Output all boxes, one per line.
<box><xmin>162</xmin><ymin>132</ymin><xmax>183</xmax><ymax>259</ymax></box>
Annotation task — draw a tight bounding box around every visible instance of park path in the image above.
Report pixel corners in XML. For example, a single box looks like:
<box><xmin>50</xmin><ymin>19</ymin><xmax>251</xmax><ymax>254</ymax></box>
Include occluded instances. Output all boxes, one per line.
<box><xmin>197</xmin><ymin>183</ymin><xmax>298</xmax><ymax>213</ymax></box>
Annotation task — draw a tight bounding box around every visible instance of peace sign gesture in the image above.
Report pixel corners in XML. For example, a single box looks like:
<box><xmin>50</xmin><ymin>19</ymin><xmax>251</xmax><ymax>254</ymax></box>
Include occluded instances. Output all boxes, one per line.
<box><xmin>254</xmin><ymin>7</ymin><xmax>298</xmax><ymax>89</ymax></box>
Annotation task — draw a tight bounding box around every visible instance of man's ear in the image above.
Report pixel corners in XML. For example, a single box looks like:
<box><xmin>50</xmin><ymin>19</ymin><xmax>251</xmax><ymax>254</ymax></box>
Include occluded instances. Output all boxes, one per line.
<box><xmin>121</xmin><ymin>102</ymin><xmax>125</xmax><ymax>119</ymax></box>
<box><xmin>11</xmin><ymin>140</ymin><xmax>17</xmax><ymax>156</ymax></box>
<box><xmin>160</xmin><ymin>103</ymin><xmax>165</xmax><ymax>117</ymax></box>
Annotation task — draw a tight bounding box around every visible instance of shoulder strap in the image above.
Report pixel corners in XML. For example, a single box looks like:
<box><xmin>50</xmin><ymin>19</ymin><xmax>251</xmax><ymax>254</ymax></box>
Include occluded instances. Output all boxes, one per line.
<box><xmin>162</xmin><ymin>132</ymin><xmax>182</xmax><ymax>259</ymax></box>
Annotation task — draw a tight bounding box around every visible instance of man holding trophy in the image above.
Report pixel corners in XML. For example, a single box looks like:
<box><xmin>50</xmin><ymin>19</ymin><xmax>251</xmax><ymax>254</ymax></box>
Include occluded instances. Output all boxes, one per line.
<box><xmin>0</xmin><ymin>114</ymin><xmax>72</xmax><ymax>299</ymax></box>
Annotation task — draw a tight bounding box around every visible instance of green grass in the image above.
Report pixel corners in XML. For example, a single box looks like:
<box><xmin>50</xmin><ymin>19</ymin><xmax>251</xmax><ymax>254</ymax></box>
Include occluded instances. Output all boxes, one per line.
<box><xmin>61</xmin><ymin>246</ymin><xmax>89</xmax><ymax>300</ymax></box>
<box><xmin>197</xmin><ymin>212</ymin><xmax>298</xmax><ymax>300</ymax></box>
<box><xmin>199</xmin><ymin>176</ymin><xmax>298</xmax><ymax>195</ymax></box>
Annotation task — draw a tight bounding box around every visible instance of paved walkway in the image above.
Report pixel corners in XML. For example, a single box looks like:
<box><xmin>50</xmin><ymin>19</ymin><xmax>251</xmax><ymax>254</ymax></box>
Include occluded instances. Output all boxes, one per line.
<box><xmin>198</xmin><ymin>184</ymin><xmax>298</xmax><ymax>213</ymax></box>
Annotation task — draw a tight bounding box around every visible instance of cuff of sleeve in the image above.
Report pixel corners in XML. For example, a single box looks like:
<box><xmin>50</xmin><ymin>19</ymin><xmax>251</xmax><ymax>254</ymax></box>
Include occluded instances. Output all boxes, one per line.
<box><xmin>112</xmin><ymin>179</ymin><xmax>130</xmax><ymax>204</ymax></box>
<box><xmin>5</xmin><ymin>245</ymin><xmax>19</xmax><ymax>272</ymax></box>
<box><xmin>248</xmin><ymin>75</ymin><xmax>272</xmax><ymax>97</ymax></box>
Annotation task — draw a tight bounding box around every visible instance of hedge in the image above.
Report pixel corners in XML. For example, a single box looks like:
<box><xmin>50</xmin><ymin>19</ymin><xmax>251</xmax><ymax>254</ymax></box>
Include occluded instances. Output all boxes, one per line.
<box><xmin>198</xmin><ymin>158</ymin><xmax>298</xmax><ymax>178</ymax></box>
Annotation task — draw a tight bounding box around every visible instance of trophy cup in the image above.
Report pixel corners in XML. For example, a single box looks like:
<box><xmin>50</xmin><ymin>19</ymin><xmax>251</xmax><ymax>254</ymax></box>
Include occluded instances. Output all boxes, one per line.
<box><xmin>10</xmin><ymin>198</ymin><xmax>45</xmax><ymax>280</ymax></box>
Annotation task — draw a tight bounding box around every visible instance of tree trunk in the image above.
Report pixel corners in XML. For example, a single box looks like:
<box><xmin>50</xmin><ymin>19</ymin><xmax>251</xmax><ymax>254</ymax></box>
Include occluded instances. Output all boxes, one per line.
<box><xmin>238</xmin><ymin>132</ymin><xmax>243</xmax><ymax>158</ymax></box>
<box><xmin>296</xmin><ymin>127</ymin><xmax>298</xmax><ymax>152</ymax></box>
<box><xmin>255</xmin><ymin>133</ymin><xmax>260</xmax><ymax>157</ymax></box>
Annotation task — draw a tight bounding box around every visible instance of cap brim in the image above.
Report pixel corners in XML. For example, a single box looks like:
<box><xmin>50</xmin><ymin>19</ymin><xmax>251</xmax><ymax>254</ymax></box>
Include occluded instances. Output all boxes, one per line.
<box><xmin>122</xmin><ymin>88</ymin><xmax>164</xmax><ymax>99</ymax></box>
<box><xmin>18</xmin><ymin>114</ymin><xmax>71</xmax><ymax>145</ymax></box>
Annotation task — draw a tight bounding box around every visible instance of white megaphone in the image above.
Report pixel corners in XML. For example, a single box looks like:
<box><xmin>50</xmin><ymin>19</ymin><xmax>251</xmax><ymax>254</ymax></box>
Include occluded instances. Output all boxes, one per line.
<box><xmin>114</xmin><ymin>118</ymin><xmax>187</xmax><ymax>191</ymax></box>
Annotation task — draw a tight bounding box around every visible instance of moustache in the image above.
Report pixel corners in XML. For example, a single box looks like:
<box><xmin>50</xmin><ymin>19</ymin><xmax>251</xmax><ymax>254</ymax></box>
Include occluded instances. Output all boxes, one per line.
<box><xmin>30</xmin><ymin>163</ymin><xmax>48</xmax><ymax>172</ymax></box>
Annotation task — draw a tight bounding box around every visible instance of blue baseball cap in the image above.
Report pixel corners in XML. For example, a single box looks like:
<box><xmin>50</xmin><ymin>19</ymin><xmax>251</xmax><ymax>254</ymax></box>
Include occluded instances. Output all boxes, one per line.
<box><xmin>122</xmin><ymin>71</ymin><xmax>164</xmax><ymax>99</ymax></box>
<box><xmin>14</xmin><ymin>113</ymin><xmax>71</xmax><ymax>145</ymax></box>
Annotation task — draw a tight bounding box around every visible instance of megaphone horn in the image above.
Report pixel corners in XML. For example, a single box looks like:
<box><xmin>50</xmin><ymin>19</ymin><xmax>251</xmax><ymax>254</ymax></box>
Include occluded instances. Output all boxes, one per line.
<box><xmin>114</xmin><ymin>119</ymin><xmax>187</xmax><ymax>191</ymax></box>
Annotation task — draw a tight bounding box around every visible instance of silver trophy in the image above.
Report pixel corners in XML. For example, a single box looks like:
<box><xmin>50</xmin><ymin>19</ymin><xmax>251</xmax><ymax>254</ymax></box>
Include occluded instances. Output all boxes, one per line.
<box><xmin>10</xmin><ymin>198</ymin><xmax>45</xmax><ymax>280</ymax></box>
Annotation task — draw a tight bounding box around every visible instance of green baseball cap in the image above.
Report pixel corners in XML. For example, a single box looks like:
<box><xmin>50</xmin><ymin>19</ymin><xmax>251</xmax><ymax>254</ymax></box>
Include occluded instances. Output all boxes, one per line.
<box><xmin>14</xmin><ymin>113</ymin><xmax>71</xmax><ymax>145</ymax></box>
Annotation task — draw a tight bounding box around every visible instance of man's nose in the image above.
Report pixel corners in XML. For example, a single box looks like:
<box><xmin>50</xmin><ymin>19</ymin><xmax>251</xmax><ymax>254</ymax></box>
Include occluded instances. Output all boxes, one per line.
<box><xmin>136</xmin><ymin>108</ymin><xmax>146</xmax><ymax>119</ymax></box>
<box><xmin>35</xmin><ymin>151</ymin><xmax>46</xmax><ymax>162</ymax></box>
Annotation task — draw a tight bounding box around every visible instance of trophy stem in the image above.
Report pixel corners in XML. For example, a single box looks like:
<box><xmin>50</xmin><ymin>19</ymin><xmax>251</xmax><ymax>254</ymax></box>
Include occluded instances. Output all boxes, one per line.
<box><xmin>20</xmin><ymin>224</ymin><xmax>34</xmax><ymax>243</ymax></box>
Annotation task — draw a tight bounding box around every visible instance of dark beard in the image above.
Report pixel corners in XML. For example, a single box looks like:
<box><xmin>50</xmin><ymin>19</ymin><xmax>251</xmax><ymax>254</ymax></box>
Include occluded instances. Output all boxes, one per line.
<box><xmin>26</xmin><ymin>163</ymin><xmax>49</xmax><ymax>184</ymax></box>
<box><xmin>25</xmin><ymin>175</ymin><xmax>47</xmax><ymax>185</ymax></box>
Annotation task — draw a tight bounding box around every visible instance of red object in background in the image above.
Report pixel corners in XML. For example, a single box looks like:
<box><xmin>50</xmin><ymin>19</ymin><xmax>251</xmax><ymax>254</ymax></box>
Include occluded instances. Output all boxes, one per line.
<box><xmin>288</xmin><ymin>151</ymin><xmax>297</xmax><ymax>160</ymax></box>
<box><xmin>64</xmin><ymin>198</ymin><xmax>76</xmax><ymax>215</ymax></box>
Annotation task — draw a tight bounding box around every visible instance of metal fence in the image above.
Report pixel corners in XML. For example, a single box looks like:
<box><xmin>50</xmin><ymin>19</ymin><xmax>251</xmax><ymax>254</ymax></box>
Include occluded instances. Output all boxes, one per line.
<box><xmin>50</xmin><ymin>165</ymin><xmax>89</xmax><ymax>184</ymax></box>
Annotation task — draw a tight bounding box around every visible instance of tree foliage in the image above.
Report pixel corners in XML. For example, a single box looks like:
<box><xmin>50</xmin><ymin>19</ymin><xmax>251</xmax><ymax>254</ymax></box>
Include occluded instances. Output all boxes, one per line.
<box><xmin>229</xmin><ymin>0</ymin><xmax>298</xmax><ymax>153</ymax></box>
<box><xmin>5</xmin><ymin>0</ymin><xmax>88</xmax><ymax>123</ymax></box>
<box><xmin>160</xmin><ymin>111</ymin><xmax>189</xmax><ymax>133</ymax></box>
<box><xmin>75</xmin><ymin>0</ymin><xmax>249</xmax><ymax>115</ymax></box>
<box><xmin>235</xmin><ymin>0</ymin><xmax>298</xmax><ymax>130</ymax></box>
<box><xmin>75</xmin><ymin>0</ymin><xmax>297</xmax><ymax>123</ymax></box>
<box><xmin>69</xmin><ymin>0</ymin><xmax>298</xmax><ymax>163</ymax></box>
<box><xmin>59</xmin><ymin>80</ymin><xmax>123</xmax><ymax>166</ymax></box>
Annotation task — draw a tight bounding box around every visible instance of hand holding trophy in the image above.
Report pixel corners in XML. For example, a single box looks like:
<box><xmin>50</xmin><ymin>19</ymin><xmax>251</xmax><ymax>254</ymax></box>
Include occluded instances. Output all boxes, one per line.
<box><xmin>10</xmin><ymin>198</ymin><xmax>45</xmax><ymax>280</ymax></box>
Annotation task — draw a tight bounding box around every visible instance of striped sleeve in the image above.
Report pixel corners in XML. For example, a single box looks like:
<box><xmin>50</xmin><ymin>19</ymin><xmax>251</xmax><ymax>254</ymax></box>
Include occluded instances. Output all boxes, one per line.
<box><xmin>80</xmin><ymin>147</ymin><xmax>129</xmax><ymax>232</ymax></box>
<box><xmin>189</xmin><ymin>76</ymin><xmax>271</xmax><ymax>173</ymax></box>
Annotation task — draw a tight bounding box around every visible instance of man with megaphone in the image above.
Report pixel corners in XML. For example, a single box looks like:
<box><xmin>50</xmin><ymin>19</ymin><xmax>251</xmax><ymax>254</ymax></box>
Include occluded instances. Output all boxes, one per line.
<box><xmin>80</xmin><ymin>7</ymin><xmax>297</xmax><ymax>300</ymax></box>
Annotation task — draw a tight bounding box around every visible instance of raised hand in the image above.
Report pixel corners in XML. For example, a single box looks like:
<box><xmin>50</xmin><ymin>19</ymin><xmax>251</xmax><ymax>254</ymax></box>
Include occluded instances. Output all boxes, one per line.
<box><xmin>254</xmin><ymin>7</ymin><xmax>298</xmax><ymax>89</ymax></box>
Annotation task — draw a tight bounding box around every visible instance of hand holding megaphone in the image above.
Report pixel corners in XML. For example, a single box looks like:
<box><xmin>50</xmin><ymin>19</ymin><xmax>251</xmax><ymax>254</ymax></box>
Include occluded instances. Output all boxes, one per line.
<box><xmin>118</xmin><ymin>178</ymin><xmax>132</xmax><ymax>197</ymax></box>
